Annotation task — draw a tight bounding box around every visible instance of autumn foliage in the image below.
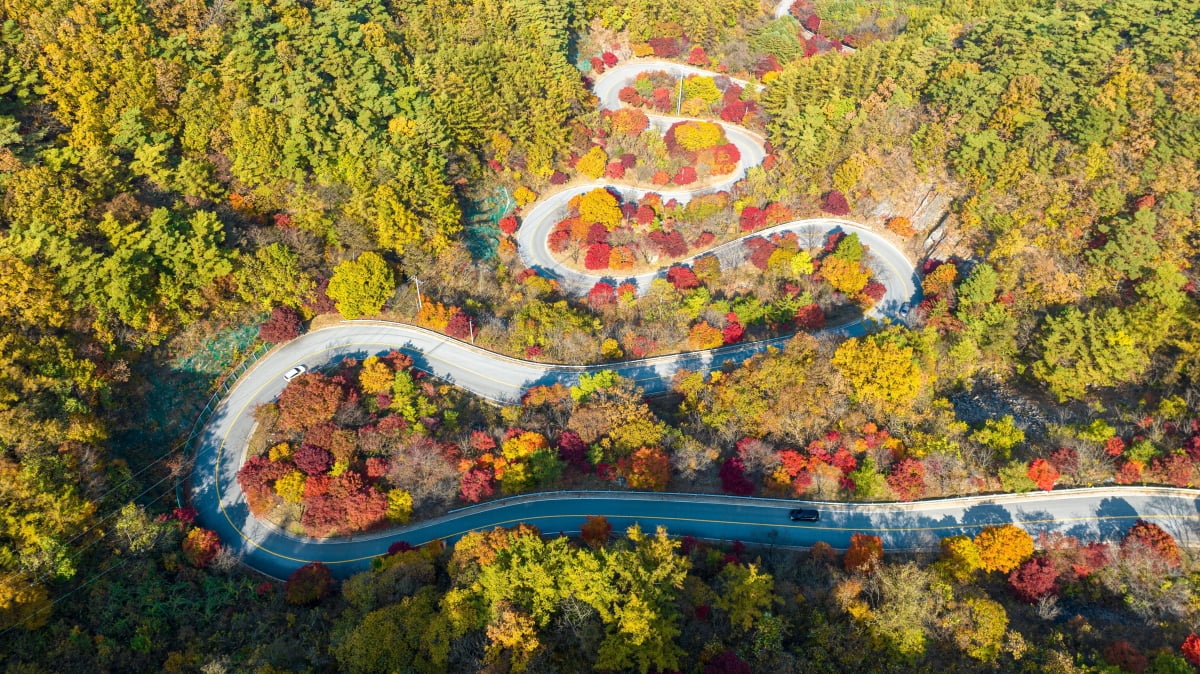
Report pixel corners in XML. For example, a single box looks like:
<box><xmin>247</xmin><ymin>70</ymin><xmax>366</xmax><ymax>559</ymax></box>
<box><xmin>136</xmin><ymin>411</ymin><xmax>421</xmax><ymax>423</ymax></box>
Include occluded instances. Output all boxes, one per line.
<box><xmin>1182</xmin><ymin>634</ymin><xmax>1200</xmax><ymax>667</ymax></box>
<box><xmin>886</xmin><ymin>458</ymin><xmax>925</xmax><ymax>501</ymax></box>
<box><xmin>974</xmin><ymin>524</ymin><xmax>1034</xmax><ymax>573</ymax></box>
<box><xmin>1121</xmin><ymin>519</ymin><xmax>1181</xmax><ymax>568</ymax></box>
<box><xmin>1026</xmin><ymin>458</ymin><xmax>1060</xmax><ymax>491</ymax></box>
<box><xmin>821</xmin><ymin>190</ymin><xmax>850</xmax><ymax>215</ymax></box>
<box><xmin>580</xmin><ymin>515</ymin><xmax>613</xmax><ymax>549</ymax></box>
<box><xmin>1007</xmin><ymin>556</ymin><xmax>1058</xmax><ymax>603</ymax></box>
<box><xmin>688</xmin><ymin>321</ymin><xmax>725</xmax><ymax>350</ymax></box>
<box><xmin>619</xmin><ymin>447</ymin><xmax>671</xmax><ymax>491</ymax></box>
<box><xmin>181</xmin><ymin>528</ymin><xmax>221</xmax><ymax>568</ymax></box>
<box><xmin>285</xmin><ymin>562</ymin><xmax>334</xmax><ymax>605</ymax></box>
<box><xmin>276</xmin><ymin>373</ymin><xmax>344</xmax><ymax>432</ymax></box>
<box><xmin>259</xmin><ymin>306</ymin><xmax>302</xmax><ymax>343</ymax></box>
<box><xmin>719</xmin><ymin>456</ymin><xmax>754</xmax><ymax>495</ymax></box>
<box><xmin>843</xmin><ymin>533</ymin><xmax>883</xmax><ymax>574</ymax></box>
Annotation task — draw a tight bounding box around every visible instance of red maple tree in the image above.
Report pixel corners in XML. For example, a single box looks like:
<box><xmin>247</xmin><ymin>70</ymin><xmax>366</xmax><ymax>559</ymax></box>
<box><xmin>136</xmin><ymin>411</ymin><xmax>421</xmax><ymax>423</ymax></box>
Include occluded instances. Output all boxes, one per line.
<box><xmin>1027</xmin><ymin>458</ymin><xmax>1060</xmax><ymax>491</ymax></box>
<box><xmin>1008</xmin><ymin>556</ymin><xmax>1058</xmax><ymax>603</ymax></box>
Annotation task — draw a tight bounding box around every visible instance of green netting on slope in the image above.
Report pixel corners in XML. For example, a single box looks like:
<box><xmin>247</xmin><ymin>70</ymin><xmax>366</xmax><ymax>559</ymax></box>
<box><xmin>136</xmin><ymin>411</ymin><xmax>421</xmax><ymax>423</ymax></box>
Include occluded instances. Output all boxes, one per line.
<box><xmin>110</xmin><ymin>321</ymin><xmax>264</xmax><ymax>462</ymax></box>
<box><xmin>171</xmin><ymin>322</ymin><xmax>261</xmax><ymax>376</ymax></box>
<box><xmin>462</xmin><ymin>186</ymin><xmax>514</xmax><ymax>261</ymax></box>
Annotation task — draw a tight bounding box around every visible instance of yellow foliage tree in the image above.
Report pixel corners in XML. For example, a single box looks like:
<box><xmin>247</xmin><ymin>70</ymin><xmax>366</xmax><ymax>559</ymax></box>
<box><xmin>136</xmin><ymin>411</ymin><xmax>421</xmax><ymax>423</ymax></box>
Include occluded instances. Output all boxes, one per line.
<box><xmin>358</xmin><ymin>355</ymin><xmax>395</xmax><ymax>395</ymax></box>
<box><xmin>601</xmin><ymin>338</ymin><xmax>623</xmax><ymax>359</ymax></box>
<box><xmin>714</xmin><ymin>562</ymin><xmax>777</xmax><ymax>632</ymax></box>
<box><xmin>936</xmin><ymin>535</ymin><xmax>982</xmax><ymax>581</ymax></box>
<box><xmin>501</xmin><ymin>431</ymin><xmax>550</xmax><ymax>461</ymax></box>
<box><xmin>680</xmin><ymin>97</ymin><xmax>709</xmax><ymax>117</ymax></box>
<box><xmin>275</xmin><ymin>470</ymin><xmax>306</xmax><ymax>504</ymax></box>
<box><xmin>820</xmin><ymin>255</ymin><xmax>869</xmax><ymax>295</ymax></box>
<box><xmin>832</xmin><ymin>332</ymin><xmax>922</xmax><ymax>411</ymax></box>
<box><xmin>514</xmin><ymin>186</ymin><xmax>538</xmax><ymax>206</ymax></box>
<box><xmin>578</xmin><ymin>188</ymin><xmax>623</xmax><ymax>229</ymax></box>
<box><xmin>673</xmin><ymin>121</ymin><xmax>724</xmax><ymax>151</ymax></box>
<box><xmin>387</xmin><ymin>489</ymin><xmax>414</xmax><ymax>524</ymax></box>
<box><xmin>956</xmin><ymin>598</ymin><xmax>1008</xmax><ymax>662</ymax></box>
<box><xmin>268</xmin><ymin>443</ymin><xmax>293</xmax><ymax>461</ymax></box>
<box><xmin>833</xmin><ymin>155</ymin><xmax>868</xmax><ymax>194</ymax></box>
<box><xmin>576</xmin><ymin>146</ymin><xmax>608</xmax><ymax>179</ymax></box>
<box><xmin>486</xmin><ymin>609</ymin><xmax>541</xmax><ymax>672</ymax></box>
<box><xmin>0</xmin><ymin>577</ymin><xmax>49</xmax><ymax>630</ymax></box>
<box><xmin>791</xmin><ymin>250</ymin><xmax>815</xmax><ymax>276</ymax></box>
<box><xmin>682</xmin><ymin>76</ymin><xmax>722</xmax><ymax>104</ymax></box>
<box><xmin>973</xmin><ymin>524</ymin><xmax>1033</xmax><ymax>573</ymax></box>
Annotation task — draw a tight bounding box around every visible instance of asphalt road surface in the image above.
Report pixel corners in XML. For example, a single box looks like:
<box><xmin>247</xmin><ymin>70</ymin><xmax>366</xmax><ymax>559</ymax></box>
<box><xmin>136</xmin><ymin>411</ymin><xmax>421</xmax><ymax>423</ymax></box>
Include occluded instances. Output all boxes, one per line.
<box><xmin>189</xmin><ymin>322</ymin><xmax>1200</xmax><ymax>579</ymax></box>
<box><xmin>189</xmin><ymin>58</ymin><xmax>1199</xmax><ymax>580</ymax></box>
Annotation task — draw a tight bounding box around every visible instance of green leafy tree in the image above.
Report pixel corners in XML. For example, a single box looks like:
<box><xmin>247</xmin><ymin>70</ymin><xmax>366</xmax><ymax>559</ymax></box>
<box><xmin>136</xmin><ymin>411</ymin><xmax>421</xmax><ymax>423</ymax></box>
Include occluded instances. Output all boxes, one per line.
<box><xmin>327</xmin><ymin>252</ymin><xmax>396</xmax><ymax>319</ymax></box>
<box><xmin>970</xmin><ymin>415</ymin><xmax>1025</xmax><ymax>460</ymax></box>
<box><xmin>1033</xmin><ymin>307</ymin><xmax>1149</xmax><ymax>401</ymax></box>
<box><xmin>236</xmin><ymin>243</ymin><xmax>314</xmax><ymax>311</ymax></box>
<box><xmin>714</xmin><ymin>562</ymin><xmax>776</xmax><ymax>632</ymax></box>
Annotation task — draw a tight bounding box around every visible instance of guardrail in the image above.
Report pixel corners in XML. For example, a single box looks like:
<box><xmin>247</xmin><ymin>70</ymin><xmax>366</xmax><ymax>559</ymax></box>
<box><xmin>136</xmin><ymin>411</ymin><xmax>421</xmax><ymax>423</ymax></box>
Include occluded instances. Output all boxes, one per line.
<box><xmin>445</xmin><ymin>485</ymin><xmax>1200</xmax><ymax>515</ymax></box>
<box><xmin>175</xmin><ymin>342</ymin><xmax>271</xmax><ymax>507</ymax></box>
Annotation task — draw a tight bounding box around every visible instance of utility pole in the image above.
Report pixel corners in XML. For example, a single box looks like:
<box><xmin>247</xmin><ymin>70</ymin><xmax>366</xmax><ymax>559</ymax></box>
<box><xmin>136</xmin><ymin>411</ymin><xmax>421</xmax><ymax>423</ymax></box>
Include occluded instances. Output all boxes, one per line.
<box><xmin>468</xmin><ymin>317</ymin><xmax>474</xmax><ymax>343</ymax></box>
<box><xmin>676</xmin><ymin>76</ymin><xmax>683</xmax><ymax>115</ymax></box>
<box><xmin>411</xmin><ymin>277</ymin><xmax>424</xmax><ymax>313</ymax></box>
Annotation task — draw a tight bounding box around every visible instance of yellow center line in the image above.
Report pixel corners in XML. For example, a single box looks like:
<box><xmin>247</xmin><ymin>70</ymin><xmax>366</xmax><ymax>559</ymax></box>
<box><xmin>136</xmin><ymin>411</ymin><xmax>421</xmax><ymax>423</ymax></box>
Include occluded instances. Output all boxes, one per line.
<box><xmin>211</xmin><ymin>339</ymin><xmax>1196</xmax><ymax>571</ymax></box>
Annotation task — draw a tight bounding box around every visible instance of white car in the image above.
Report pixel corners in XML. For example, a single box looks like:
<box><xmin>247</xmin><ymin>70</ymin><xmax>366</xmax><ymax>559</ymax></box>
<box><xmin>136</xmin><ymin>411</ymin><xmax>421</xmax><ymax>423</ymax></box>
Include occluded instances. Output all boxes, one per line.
<box><xmin>283</xmin><ymin>365</ymin><xmax>308</xmax><ymax>381</ymax></box>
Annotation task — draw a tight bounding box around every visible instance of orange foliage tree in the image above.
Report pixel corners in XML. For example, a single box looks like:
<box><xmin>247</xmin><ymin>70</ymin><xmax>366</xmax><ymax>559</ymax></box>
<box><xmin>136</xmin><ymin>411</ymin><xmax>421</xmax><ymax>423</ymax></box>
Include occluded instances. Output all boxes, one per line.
<box><xmin>1026</xmin><ymin>458</ymin><xmax>1060</xmax><ymax>491</ymax></box>
<box><xmin>843</xmin><ymin>533</ymin><xmax>884</xmax><ymax>574</ymax></box>
<box><xmin>416</xmin><ymin>300</ymin><xmax>459</xmax><ymax>331</ymax></box>
<box><xmin>609</xmin><ymin>108</ymin><xmax>649</xmax><ymax>135</ymax></box>
<box><xmin>581</xmin><ymin>515</ymin><xmax>613</xmax><ymax>549</ymax></box>
<box><xmin>609</xmin><ymin>245</ymin><xmax>636</xmax><ymax>271</ymax></box>
<box><xmin>620</xmin><ymin>447</ymin><xmax>671</xmax><ymax>491</ymax></box>
<box><xmin>974</xmin><ymin>524</ymin><xmax>1034</xmax><ymax>573</ymax></box>
<box><xmin>688</xmin><ymin>321</ymin><xmax>725</xmax><ymax>350</ymax></box>
<box><xmin>1121</xmin><ymin>519</ymin><xmax>1181</xmax><ymax>568</ymax></box>
<box><xmin>886</xmin><ymin>216</ymin><xmax>915</xmax><ymax>237</ymax></box>
<box><xmin>277</xmin><ymin>373</ymin><xmax>345</xmax><ymax>431</ymax></box>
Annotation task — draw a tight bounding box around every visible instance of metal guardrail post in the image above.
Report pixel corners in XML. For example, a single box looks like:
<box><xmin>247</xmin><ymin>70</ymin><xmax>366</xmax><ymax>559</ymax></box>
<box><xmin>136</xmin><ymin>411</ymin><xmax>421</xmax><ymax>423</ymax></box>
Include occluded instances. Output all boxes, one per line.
<box><xmin>174</xmin><ymin>342</ymin><xmax>269</xmax><ymax>508</ymax></box>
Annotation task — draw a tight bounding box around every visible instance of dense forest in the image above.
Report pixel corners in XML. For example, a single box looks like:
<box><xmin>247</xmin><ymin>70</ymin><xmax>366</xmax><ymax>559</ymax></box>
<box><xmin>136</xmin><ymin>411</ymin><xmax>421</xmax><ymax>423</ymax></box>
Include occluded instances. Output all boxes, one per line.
<box><xmin>1</xmin><ymin>0</ymin><xmax>1199</xmax><ymax>670</ymax></box>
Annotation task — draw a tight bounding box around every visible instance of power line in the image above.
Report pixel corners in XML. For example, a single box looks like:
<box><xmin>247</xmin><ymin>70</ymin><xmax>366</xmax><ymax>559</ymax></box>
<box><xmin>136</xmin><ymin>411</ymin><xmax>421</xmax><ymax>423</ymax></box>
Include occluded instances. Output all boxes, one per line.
<box><xmin>0</xmin><ymin>556</ymin><xmax>131</xmax><ymax>641</ymax></box>
<box><xmin>0</xmin><ymin>346</ymin><xmax>267</xmax><ymax>589</ymax></box>
<box><xmin>0</xmin><ymin>478</ymin><xmax>183</xmax><ymax>639</ymax></box>
<box><xmin>0</xmin><ymin>468</ymin><xmax>182</xmax><ymax>591</ymax></box>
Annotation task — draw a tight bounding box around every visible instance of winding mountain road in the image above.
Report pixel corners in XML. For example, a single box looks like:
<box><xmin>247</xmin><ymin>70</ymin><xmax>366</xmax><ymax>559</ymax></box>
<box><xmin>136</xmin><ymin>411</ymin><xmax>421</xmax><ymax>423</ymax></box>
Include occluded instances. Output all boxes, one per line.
<box><xmin>189</xmin><ymin>58</ymin><xmax>1200</xmax><ymax>579</ymax></box>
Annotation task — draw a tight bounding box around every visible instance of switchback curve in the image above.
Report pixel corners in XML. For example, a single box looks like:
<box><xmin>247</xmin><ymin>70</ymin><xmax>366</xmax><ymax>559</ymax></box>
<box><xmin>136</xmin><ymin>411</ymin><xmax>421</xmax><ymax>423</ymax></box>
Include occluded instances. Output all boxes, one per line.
<box><xmin>187</xmin><ymin>55</ymin><xmax>1193</xmax><ymax>582</ymax></box>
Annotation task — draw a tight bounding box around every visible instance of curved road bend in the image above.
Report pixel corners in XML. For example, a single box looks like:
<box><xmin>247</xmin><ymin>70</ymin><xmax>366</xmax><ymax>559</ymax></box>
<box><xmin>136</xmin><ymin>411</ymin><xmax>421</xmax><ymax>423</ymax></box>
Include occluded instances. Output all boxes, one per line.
<box><xmin>190</xmin><ymin>322</ymin><xmax>1200</xmax><ymax>578</ymax></box>
<box><xmin>191</xmin><ymin>58</ymin><xmax>1189</xmax><ymax>581</ymax></box>
<box><xmin>520</xmin><ymin>60</ymin><xmax>916</xmax><ymax>312</ymax></box>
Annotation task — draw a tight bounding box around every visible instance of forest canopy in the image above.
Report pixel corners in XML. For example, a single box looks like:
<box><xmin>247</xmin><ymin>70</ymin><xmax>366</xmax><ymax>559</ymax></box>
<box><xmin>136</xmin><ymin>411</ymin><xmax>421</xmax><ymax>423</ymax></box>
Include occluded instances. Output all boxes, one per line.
<box><xmin>1</xmin><ymin>0</ymin><xmax>1199</xmax><ymax>669</ymax></box>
